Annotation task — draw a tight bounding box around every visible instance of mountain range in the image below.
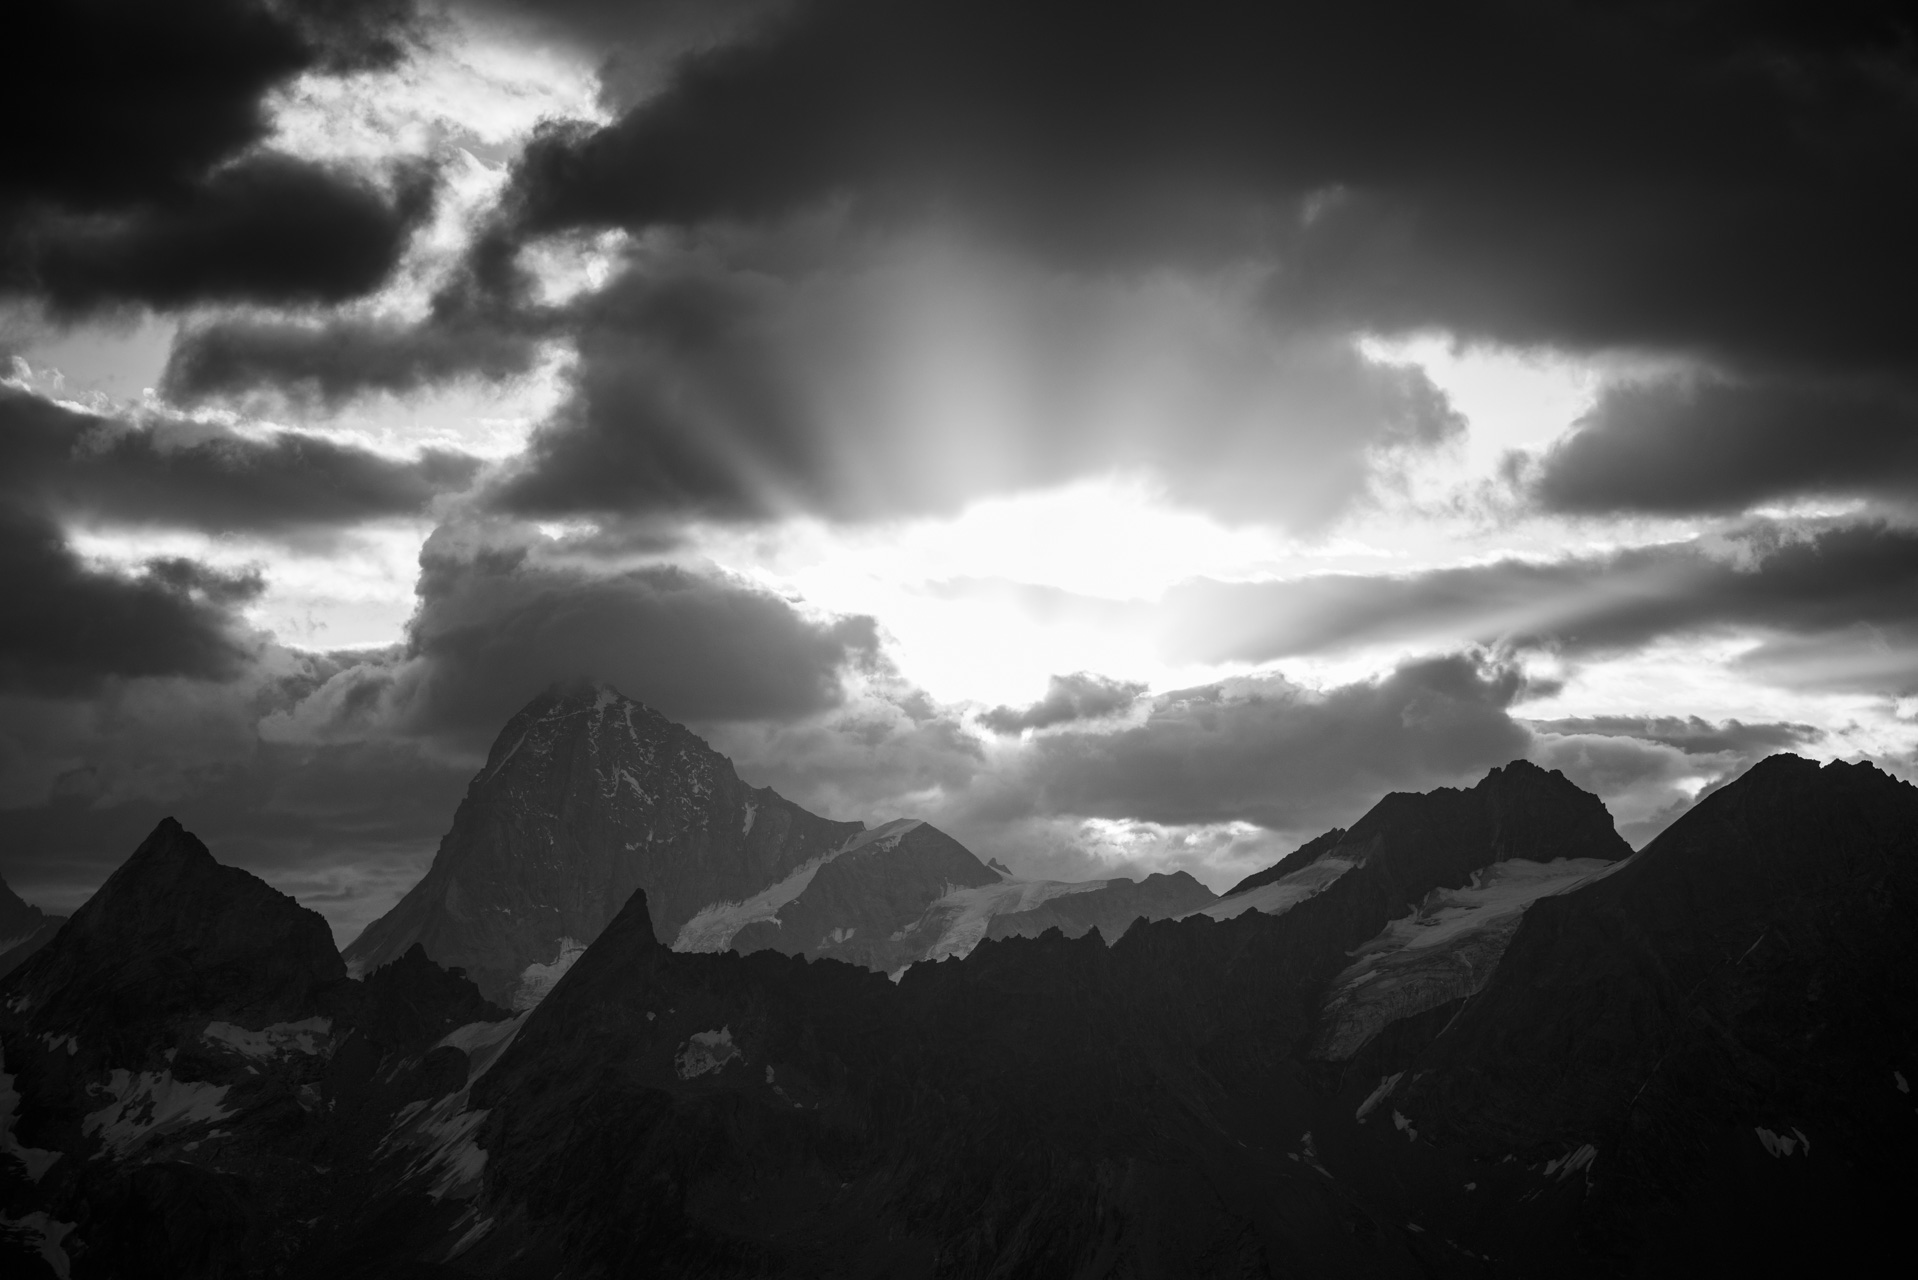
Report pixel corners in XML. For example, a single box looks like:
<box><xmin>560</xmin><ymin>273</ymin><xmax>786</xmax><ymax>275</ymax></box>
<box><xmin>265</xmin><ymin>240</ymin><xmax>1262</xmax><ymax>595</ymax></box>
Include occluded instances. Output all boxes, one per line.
<box><xmin>2</xmin><ymin>682</ymin><xmax>1913</xmax><ymax>1277</ymax></box>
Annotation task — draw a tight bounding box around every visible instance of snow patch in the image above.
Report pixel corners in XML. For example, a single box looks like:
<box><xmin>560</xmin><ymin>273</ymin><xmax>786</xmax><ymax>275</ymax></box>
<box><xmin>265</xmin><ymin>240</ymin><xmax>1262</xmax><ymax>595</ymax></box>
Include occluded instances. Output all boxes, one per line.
<box><xmin>0</xmin><ymin>1211</ymin><xmax>74</xmax><ymax>1278</ymax></box>
<box><xmin>378</xmin><ymin>1015</ymin><xmax>529</xmax><ymax>1203</ymax></box>
<box><xmin>1543</xmin><ymin>1143</ymin><xmax>1597</xmax><ymax>1179</ymax></box>
<box><xmin>482</xmin><ymin>731</ymin><xmax>529</xmax><ymax>783</ymax></box>
<box><xmin>38</xmin><ymin>1034</ymin><xmax>75</xmax><ymax>1056</ymax></box>
<box><xmin>201</xmin><ymin>1017</ymin><xmax>332</xmax><ymax>1059</ymax></box>
<box><xmin>742</xmin><ymin>801</ymin><xmax>757</xmax><ymax>835</ymax></box>
<box><xmin>1190</xmin><ymin>856</ymin><xmax>1359</xmax><ymax>921</ymax></box>
<box><xmin>83</xmin><ymin>1070</ymin><xmax>232</xmax><ymax>1158</ymax></box>
<box><xmin>513</xmin><ymin>937</ymin><xmax>587</xmax><ymax>1010</ymax></box>
<box><xmin>1897</xmin><ymin>1071</ymin><xmax>1909</xmax><ymax>1094</ymax></box>
<box><xmin>674</xmin><ymin>821</ymin><xmax>915</xmax><ymax>953</ymax></box>
<box><xmin>1314</xmin><ymin>858</ymin><xmax>1618</xmax><ymax>1060</ymax></box>
<box><xmin>447</xmin><ymin>1213</ymin><xmax>494</xmax><ymax>1259</ymax></box>
<box><xmin>915</xmin><ymin>876</ymin><xmax>1114</xmax><ymax>962</ymax></box>
<box><xmin>1392</xmin><ymin>1110</ymin><xmax>1418</xmax><ymax>1142</ymax></box>
<box><xmin>674</xmin><ymin>1028</ymin><xmax>739</xmax><ymax>1080</ymax></box>
<box><xmin>1755</xmin><ymin>1126</ymin><xmax>1811</xmax><ymax>1158</ymax></box>
<box><xmin>1356</xmin><ymin>1071</ymin><xmax>1405</xmax><ymax>1122</ymax></box>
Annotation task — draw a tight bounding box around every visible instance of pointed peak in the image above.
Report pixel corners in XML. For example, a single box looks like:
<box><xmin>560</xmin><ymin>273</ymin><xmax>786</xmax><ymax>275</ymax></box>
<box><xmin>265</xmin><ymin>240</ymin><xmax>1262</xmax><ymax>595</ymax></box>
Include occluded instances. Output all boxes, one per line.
<box><xmin>115</xmin><ymin>816</ymin><xmax>218</xmax><ymax>880</ymax></box>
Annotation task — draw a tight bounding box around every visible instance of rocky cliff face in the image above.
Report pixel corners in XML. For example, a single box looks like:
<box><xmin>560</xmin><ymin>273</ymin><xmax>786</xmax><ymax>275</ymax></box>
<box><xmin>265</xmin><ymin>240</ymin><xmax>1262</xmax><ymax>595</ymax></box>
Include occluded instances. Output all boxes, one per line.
<box><xmin>342</xmin><ymin>682</ymin><xmax>863</xmax><ymax>1008</ymax></box>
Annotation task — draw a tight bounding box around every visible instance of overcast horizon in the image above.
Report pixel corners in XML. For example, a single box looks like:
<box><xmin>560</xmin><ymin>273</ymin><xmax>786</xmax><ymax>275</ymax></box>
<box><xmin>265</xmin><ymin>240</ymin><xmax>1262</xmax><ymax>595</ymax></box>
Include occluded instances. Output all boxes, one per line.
<box><xmin>5</xmin><ymin>0</ymin><xmax>1916</xmax><ymax>944</ymax></box>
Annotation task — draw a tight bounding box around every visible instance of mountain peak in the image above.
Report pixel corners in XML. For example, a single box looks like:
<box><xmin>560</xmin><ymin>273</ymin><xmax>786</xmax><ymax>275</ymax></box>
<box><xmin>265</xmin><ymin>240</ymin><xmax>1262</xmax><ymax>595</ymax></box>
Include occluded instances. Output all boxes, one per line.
<box><xmin>344</xmin><ymin>685</ymin><xmax>863</xmax><ymax>1006</ymax></box>
<box><xmin>6</xmin><ymin>819</ymin><xmax>345</xmax><ymax>1047</ymax></box>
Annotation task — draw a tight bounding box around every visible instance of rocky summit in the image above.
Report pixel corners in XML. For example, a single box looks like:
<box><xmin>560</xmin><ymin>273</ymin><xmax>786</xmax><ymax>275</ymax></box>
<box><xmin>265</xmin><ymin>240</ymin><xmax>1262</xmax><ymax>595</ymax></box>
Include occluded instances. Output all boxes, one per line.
<box><xmin>342</xmin><ymin>682</ymin><xmax>863</xmax><ymax>1008</ymax></box>
<box><xmin>3</xmin><ymin>747</ymin><xmax>1914</xmax><ymax>1277</ymax></box>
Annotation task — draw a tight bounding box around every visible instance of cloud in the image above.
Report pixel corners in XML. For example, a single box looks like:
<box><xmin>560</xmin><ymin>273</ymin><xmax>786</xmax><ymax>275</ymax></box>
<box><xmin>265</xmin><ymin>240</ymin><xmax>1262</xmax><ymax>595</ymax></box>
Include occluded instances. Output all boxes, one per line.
<box><xmin>1530</xmin><ymin>375</ymin><xmax>1918</xmax><ymax>515</ymax></box>
<box><xmin>1524</xmin><ymin>714</ymin><xmax>1826</xmax><ymax>847</ymax></box>
<box><xmin>0</xmin><ymin>672</ymin><xmax>470</xmax><ymax>939</ymax></box>
<box><xmin>499</xmin><ymin>1</ymin><xmax>1916</xmax><ymax>376</ymax></box>
<box><xmin>482</xmin><ymin>237</ymin><xmax>1460</xmax><ymax>528</ymax></box>
<box><xmin>0</xmin><ymin>507</ymin><xmax>264</xmax><ymax>694</ymax></box>
<box><xmin>1155</xmin><ymin>520</ymin><xmax>1918</xmax><ymax>680</ymax></box>
<box><xmin>1526</xmin><ymin>715</ymin><xmax>1821</xmax><ymax>758</ymax></box>
<box><xmin>0</xmin><ymin>384</ymin><xmax>482</xmax><ymax>538</ymax></box>
<box><xmin>264</xmin><ymin>519</ymin><xmax>883</xmax><ymax>751</ymax></box>
<box><xmin>10</xmin><ymin>156</ymin><xmax>435</xmax><ymax>314</ymax></box>
<box><xmin>2</xmin><ymin>1</ymin><xmax>428</xmax><ymax>313</ymax></box>
<box><xmin>478</xmin><ymin>1</ymin><xmax>1917</xmax><ymax>519</ymax></box>
<box><xmin>971</xmin><ymin>653</ymin><xmax>1532</xmax><ymax>833</ymax></box>
<box><xmin>979</xmin><ymin>672</ymin><xmax>1146</xmax><ymax>735</ymax></box>
<box><xmin>162</xmin><ymin>308</ymin><xmax>547</xmax><ymax>406</ymax></box>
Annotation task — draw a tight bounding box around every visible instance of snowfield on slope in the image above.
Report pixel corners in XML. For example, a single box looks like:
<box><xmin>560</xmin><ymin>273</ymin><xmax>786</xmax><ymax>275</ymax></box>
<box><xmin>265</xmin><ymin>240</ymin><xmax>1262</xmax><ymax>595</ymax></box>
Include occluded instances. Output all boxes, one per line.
<box><xmin>912</xmin><ymin>876</ymin><xmax>1115</xmax><ymax>962</ymax></box>
<box><xmin>1185</xmin><ymin>856</ymin><xmax>1360</xmax><ymax>921</ymax></box>
<box><xmin>1313</xmin><ymin>856</ymin><xmax>1620</xmax><ymax>1059</ymax></box>
<box><xmin>673</xmin><ymin>819</ymin><xmax>921</xmax><ymax>952</ymax></box>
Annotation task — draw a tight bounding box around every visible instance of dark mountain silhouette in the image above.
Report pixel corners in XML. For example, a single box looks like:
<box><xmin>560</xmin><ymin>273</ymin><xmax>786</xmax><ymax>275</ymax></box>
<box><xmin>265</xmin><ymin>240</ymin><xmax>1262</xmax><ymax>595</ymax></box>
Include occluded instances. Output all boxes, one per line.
<box><xmin>0</xmin><ymin>818</ymin><xmax>512</xmax><ymax>1280</ymax></box>
<box><xmin>342</xmin><ymin>681</ymin><xmax>863</xmax><ymax>1007</ymax></box>
<box><xmin>983</xmin><ymin>870</ymin><xmax>1217</xmax><ymax>943</ymax></box>
<box><xmin>0</xmin><ymin>873</ymin><xmax>62</xmax><ymax>981</ymax></box>
<box><xmin>4</xmin><ymin>749</ymin><xmax>1911</xmax><ymax>1276</ymax></box>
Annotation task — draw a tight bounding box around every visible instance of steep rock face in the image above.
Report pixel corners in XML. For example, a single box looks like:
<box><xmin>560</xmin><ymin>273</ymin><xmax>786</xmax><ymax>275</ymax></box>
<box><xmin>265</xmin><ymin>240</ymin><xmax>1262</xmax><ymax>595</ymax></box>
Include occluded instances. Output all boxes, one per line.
<box><xmin>1389</xmin><ymin>755</ymin><xmax>1918</xmax><ymax>1273</ymax></box>
<box><xmin>982</xmin><ymin>871</ymin><xmax>1218</xmax><ymax>944</ymax></box>
<box><xmin>0</xmin><ymin>875</ymin><xmax>63</xmax><ymax>981</ymax></box>
<box><xmin>342</xmin><ymin>682</ymin><xmax>863</xmax><ymax>1007</ymax></box>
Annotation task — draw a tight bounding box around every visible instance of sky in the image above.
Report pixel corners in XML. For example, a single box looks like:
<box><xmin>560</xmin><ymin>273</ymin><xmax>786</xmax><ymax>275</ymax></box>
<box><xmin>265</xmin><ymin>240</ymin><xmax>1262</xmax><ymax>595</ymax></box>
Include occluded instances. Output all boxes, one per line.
<box><xmin>4</xmin><ymin>0</ymin><xmax>1916</xmax><ymax>943</ymax></box>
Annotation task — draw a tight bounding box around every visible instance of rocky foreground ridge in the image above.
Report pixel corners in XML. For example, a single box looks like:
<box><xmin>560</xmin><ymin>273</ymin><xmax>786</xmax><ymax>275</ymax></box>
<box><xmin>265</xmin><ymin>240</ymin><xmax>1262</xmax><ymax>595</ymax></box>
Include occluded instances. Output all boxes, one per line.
<box><xmin>2</xmin><ymin>708</ymin><xmax>1915</xmax><ymax>1275</ymax></box>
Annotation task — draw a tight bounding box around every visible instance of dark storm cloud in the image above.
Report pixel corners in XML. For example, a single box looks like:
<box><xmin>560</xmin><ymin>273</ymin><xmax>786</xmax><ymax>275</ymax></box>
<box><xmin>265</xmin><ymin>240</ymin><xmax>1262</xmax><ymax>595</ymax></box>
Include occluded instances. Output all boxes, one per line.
<box><xmin>480</xmin><ymin>0</ymin><xmax>1916</xmax><ymax>517</ymax></box>
<box><xmin>1531</xmin><ymin>376</ymin><xmax>1918</xmax><ymax>515</ymax></box>
<box><xmin>1159</xmin><ymin>520</ymin><xmax>1918</xmax><ymax>671</ymax></box>
<box><xmin>2</xmin><ymin>0</ymin><xmax>428</xmax><ymax>313</ymax></box>
<box><xmin>1525</xmin><ymin>716</ymin><xmax>1822</xmax><ymax>758</ymax></box>
<box><xmin>0</xmin><ymin>384</ymin><xmax>482</xmax><ymax>536</ymax></box>
<box><xmin>401</xmin><ymin>532</ymin><xmax>879</xmax><ymax>739</ymax></box>
<box><xmin>11</xmin><ymin>157</ymin><xmax>436</xmax><ymax>314</ymax></box>
<box><xmin>163</xmin><ymin>308</ymin><xmax>547</xmax><ymax>407</ymax></box>
<box><xmin>979</xmin><ymin>673</ymin><xmax>1146</xmax><ymax>735</ymax></box>
<box><xmin>261</xmin><ymin>523</ymin><xmax>883</xmax><ymax>751</ymax></box>
<box><xmin>0</xmin><ymin>507</ymin><xmax>264</xmax><ymax>694</ymax></box>
<box><xmin>484</xmin><ymin>243</ymin><xmax>1460</xmax><ymax>526</ymax></box>
<box><xmin>500</xmin><ymin>1</ymin><xmax>1916</xmax><ymax>374</ymax></box>
<box><xmin>974</xmin><ymin>654</ymin><xmax>1531</xmax><ymax>831</ymax></box>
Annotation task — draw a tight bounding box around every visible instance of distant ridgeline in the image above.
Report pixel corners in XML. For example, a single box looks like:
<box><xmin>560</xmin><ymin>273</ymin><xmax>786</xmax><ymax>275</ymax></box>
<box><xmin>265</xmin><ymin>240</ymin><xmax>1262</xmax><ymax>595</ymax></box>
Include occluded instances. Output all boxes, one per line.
<box><xmin>2</xmin><ymin>683</ymin><xmax>1914</xmax><ymax>1277</ymax></box>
